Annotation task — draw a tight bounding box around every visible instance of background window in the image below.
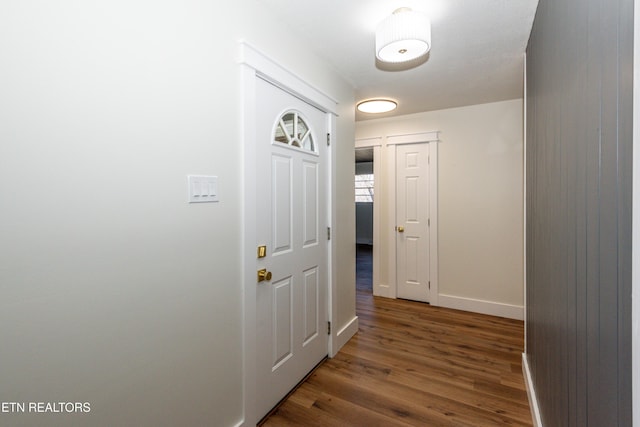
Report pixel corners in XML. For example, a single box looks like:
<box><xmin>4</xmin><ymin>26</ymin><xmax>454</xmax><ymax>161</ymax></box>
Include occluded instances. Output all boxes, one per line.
<box><xmin>355</xmin><ymin>174</ymin><xmax>374</xmax><ymax>202</ymax></box>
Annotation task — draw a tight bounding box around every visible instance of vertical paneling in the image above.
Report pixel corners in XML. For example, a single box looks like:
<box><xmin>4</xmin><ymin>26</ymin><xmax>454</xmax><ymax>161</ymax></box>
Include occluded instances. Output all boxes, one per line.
<box><xmin>617</xmin><ymin>0</ymin><xmax>635</xmax><ymax>424</ymax></box>
<box><xmin>526</xmin><ymin>0</ymin><xmax>633</xmax><ymax>425</ymax></box>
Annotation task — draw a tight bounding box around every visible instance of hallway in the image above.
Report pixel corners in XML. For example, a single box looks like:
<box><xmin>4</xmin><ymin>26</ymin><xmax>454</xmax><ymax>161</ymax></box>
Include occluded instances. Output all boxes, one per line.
<box><xmin>261</xmin><ymin>245</ymin><xmax>532</xmax><ymax>426</ymax></box>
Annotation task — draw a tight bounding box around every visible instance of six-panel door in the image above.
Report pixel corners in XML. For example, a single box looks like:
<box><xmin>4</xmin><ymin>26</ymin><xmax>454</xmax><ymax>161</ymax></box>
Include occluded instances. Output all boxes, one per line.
<box><xmin>255</xmin><ymin>77</ymin><xmax>329</xmax><ymax>420</ymax></box>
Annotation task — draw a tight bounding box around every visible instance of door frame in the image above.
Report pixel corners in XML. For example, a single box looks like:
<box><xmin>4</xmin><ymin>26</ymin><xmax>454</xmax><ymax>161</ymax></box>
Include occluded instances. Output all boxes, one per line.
<box><xmin>354</xmin><ymin>141</ymin><xmax>382</xmax><ymax>295</ymax></box>
<box><xmin>388</xmin><ymin>134</ymin><xmax>439</xmax><ymax>305</ymax></box>
<box><xmin>394</xmin><ymin>141</ymin><xmax>432</xmax><ymax>303</ymax></box>
<box><xmin>356</xmin><ymin>132</ymin><xmax>439</xmax><ymax>304</ymax></box>
<box><xmin>239</xmin><ymin>41</ymin><xmax>338</xmax><ymax>427</ymax></box>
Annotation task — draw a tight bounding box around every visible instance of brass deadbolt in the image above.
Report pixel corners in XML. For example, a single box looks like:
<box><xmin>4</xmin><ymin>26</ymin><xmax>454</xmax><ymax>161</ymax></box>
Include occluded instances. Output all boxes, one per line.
<box><xmin>257</xmin><ymin>245</ymin><xmax>267</xmax><ymax>258</ymax></box>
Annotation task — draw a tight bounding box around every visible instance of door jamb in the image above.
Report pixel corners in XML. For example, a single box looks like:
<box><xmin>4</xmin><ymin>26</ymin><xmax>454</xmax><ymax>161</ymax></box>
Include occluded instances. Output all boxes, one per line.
<box><xmin>354</xmin><ymin>140</ymin><xmax>382</xmax><ymax>298</ymax></box>
<box><xmin>239</xmin><ymin>41</ymin><xmax>338</xmax><ymax>427</ymax></box>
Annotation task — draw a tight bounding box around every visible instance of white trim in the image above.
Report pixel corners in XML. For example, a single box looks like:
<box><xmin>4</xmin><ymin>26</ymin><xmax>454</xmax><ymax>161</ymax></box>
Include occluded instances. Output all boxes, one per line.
<box><xmin>428</xmin><ymin>142</ymin><xmax>439</xmax><ymax>306</ymax></box>
<box><xmin>352</xmin><ymin>142</ymin><xmax>383</xmax><ymax>299</ymax></box>
<box><xmin>374</xmin><ymin>283</ymin><xmax>393</xmax><ymax>298</ymax></box>
<box><xmin>386</xmin><ymin>131</ymin><xmax>439</xmax><ymax>145</ymax></box>
<box><xmin>359</xmin><ymin>134</ymin><xmax>395</xmax><ymax>299</ymax></box>
<box><xmin>239</xmin><ymin>63</ymin><xmax>258</xmax><ymax>427</ymax></box>
<box><xmin>632</xmin><ymin>0</ymin><xmax>640</xmax><ymax>424</ymax></box>
<box><xmin>372</xmin><ymin>145</ymin><xmax>382</xmax><ymax>296</ymax></box>
<box><xmin>523</xmin><ymin>53</ymin><xmax>528</xmax><ymax>354</ymax></box>
<box><xmin>438</xmin><ymin>294</ymin><xmax>524</xmax><ymax>320</ymax></box>
<box><xmin>386</xmin><ymin>143</ymin><xmax>397</xmax><ymax>297</ymax></box>
<box><xmin>355</xmin><ymin>137</ymin><xmax>383</xmax><ymax>148</ymax></box>
<box><xmin>239</xmin><ymin>41</ymin><xmax>338</xmax><ymax>115</ymax></box>
<box><xmin>328</xmin><ymin>112</ymin><xmax>341</xmax><ymax>358</ymax></box>
<box><xmin>522</xmin><ymin>353</ymin><xmax>544</xmax><ymax>427</ymax></box>
<box><xmin>335</xmin><ymin>316</ymin><xmax>359</xmax><ymax>353</ymax></box>
<box><xmin>240</xmin><ymin>41</ymin><xmax>337</xmax><ymax>426</ymax></box>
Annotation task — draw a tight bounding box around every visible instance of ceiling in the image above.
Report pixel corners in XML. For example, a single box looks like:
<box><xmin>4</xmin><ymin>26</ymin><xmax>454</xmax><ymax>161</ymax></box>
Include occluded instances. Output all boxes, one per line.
<box><xmin>261</xmin><ymin>0</ymin><xmax>539</xmax><ymax>121</ymax></box>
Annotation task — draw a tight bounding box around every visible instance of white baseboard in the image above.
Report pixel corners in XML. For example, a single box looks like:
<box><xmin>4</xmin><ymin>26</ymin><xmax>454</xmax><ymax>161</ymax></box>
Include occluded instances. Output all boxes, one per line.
<box><xmin>522</xmin><ymin>353</ymin><xmax>543</xmax><ymax>427</ymax></box>
<box><xmin>373</xmin><ymin>283</ymin><xmax>393</xmax><ymax>299</ymax></box>
<box><xmin>437</xmin><ymin>294</ymin><xmax>524</xmax><ymax>320</ymax></box>
<box><xmin>335</xmin><ymin>315</ymin><xmax>358</xmax><ymax>353</ymax></box>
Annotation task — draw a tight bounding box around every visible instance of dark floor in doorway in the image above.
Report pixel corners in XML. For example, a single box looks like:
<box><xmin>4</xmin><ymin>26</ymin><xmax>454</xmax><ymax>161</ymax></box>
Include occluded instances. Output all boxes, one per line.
<box><xmin>356</xmin><ymin>244</ymin><xmax>372</xmax><ymax>294</ymax></box>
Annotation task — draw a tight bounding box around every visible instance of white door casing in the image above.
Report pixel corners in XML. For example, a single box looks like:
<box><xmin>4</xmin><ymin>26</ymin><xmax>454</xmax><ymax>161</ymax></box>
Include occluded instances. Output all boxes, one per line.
<box><xmin>396</xmin><ymin>143</ymin><xmax>430</xmax><ymax>303</ymax></box>
<box><xmin>254</xmin><ymin>77</ymin><xmax>329</xmax><ymax>420</ymax></box>
<box><xmin>241</xmin><ymin>41</ymin><xmax>339</xmax><ymax>427</ymax></box>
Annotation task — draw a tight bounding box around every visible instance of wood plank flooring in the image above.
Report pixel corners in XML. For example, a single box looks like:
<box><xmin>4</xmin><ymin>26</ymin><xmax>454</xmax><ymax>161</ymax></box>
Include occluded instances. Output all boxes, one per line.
<box><xmin>261</xmin><ymin>246</ymin><xmax>532</xmax><ymax>426</ymax></box>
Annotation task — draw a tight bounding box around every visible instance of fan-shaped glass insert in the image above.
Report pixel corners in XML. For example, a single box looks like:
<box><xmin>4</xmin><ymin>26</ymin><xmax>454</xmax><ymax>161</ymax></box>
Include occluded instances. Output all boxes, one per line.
<box><xmin>273</xmin><ymin>111</ymin><xmax>315</xmax><ymax>153</ymax></box>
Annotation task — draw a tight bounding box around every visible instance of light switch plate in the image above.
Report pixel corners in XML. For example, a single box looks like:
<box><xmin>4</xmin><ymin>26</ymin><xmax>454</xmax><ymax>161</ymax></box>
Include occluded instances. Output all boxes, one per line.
<box><xmin>187</xmin><ymin>175</ymin><xmax>218</xmax><ymax>203</ymax></box>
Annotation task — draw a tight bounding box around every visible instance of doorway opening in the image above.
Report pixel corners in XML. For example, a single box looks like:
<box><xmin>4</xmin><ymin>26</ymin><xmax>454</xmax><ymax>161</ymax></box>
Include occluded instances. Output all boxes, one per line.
<box><xmin>355</xmin><ymin>147</ymin><xmax>374</xmax><ymax>294</ymax></box>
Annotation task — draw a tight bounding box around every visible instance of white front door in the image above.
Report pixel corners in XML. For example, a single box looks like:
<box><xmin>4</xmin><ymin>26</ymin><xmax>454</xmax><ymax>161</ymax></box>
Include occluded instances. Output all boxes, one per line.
<box><xmin>396</xmin><ymin>143</ymin><xmax>430</xmax><ymax>303</ymax></box>
<box><xmin>255</xmin><ymin>77</ymin><xmax>329</xmax><ymax>419</ymax></box>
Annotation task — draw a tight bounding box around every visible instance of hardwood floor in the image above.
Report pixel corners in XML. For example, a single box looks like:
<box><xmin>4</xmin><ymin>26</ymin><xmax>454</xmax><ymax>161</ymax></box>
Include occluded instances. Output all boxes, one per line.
<box><xmin>261</xmin><ymin>246</ymin><xmax>532</xmax><ymax>426</ymax></box>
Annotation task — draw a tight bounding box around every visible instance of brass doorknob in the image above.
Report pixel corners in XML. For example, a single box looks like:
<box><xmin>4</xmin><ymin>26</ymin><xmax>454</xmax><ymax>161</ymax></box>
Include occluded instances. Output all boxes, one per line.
<box><xmin>257</xmin><ymin>268</ymin><xmax>272</xmax><ymax>282</ymax></box>
<box><xmin>397</xmin><ymin>226</ymin><xmax>404</xmax><ymax>233</ymax></box>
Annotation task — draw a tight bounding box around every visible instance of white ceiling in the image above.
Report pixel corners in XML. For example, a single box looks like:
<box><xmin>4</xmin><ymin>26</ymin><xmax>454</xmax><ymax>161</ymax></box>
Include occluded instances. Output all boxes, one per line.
<box><xmin>261</xmin><ymin>0</ymin><xmax>539</xmax><ymax>120</ymax></box>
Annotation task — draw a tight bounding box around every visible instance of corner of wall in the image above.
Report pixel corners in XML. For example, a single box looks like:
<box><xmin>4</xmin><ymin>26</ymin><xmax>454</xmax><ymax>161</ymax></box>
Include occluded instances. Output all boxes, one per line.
<box><xmin>522</xmin><ymin>353</ymin><xmax>544</xmax><ymax>427</ymax></box>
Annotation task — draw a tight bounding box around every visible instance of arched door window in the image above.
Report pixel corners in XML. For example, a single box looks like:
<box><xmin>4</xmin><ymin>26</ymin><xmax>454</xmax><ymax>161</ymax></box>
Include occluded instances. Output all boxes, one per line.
<box><xmin>273</xmin><ymin>111</ymin><xmax>316</xmax><ymax>153</ymax></box>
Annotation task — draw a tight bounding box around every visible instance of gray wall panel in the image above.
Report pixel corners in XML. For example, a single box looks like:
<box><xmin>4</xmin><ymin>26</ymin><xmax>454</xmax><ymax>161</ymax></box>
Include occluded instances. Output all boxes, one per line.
<box><xmin>526</xmin><ymin>0</ymin><xmax>633</xmax><ymax>424</ymax></box>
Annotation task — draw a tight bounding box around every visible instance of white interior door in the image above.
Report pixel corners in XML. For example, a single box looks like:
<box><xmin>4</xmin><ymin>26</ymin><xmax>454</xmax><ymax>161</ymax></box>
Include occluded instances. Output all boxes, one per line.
<box><xmin>396</xmin><ymin>143</ymin><xmax>430</xmax><ymax>302</ymax></box>
<box><xmin>255</xmin><ymin>77</ymin><xmax>329</xmax><ymax>419</ymax></box>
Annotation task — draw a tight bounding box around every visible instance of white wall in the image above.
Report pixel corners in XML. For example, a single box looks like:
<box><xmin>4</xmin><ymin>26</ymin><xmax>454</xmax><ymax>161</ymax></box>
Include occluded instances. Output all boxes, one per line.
<box><xmin>332</xmin><ymin>101</ymin><xmax>358</xmax><ymax>346</ymax></box>
<box><xmin>356</xmin><ymin>99</ymin><xmax>524</xmax><ymax>318</ymax></box>
<box><xmin>0</xmin><ymin>1</ymin><xmax>354</xmax><ymax>426</ymax></box>
<box><xmin>356</xmin><ymin>203</ymin><xmax>374</xmax><ymax>244</ymax></box>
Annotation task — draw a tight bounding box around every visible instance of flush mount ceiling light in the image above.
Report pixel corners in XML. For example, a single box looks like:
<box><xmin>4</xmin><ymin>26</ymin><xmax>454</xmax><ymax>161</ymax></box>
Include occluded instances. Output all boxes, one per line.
<box><xmin>376</xmin><ymin>7</ymin><xmax>431</xmax><ymax>63</ymax></box>
<box><xmin>357</xmin><ymin>99</ymin><xmax>398</xmax><ymax>114</ymax></box>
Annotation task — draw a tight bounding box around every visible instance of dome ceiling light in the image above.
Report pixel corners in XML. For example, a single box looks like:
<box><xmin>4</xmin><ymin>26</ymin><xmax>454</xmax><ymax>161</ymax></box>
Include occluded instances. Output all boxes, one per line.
<box><xmin>357</xmin><ymin>99</ymin><xmax>398</xmax><ymax>114</ymax></box>
<box><xmin>375</xmin><ymin>7</ymin><xmax>431</xmax><ymax>63</ymax></box>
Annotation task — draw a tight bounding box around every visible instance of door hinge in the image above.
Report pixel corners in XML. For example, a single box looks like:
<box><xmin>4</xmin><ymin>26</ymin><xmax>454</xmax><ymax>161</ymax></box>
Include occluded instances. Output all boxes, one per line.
<box><xmin>327</xmin><ymin>133</ymin><xmax>331</xmax><ymax>146</ymax></box>
<box><xmin>428</xmin><ymin>218</ymin><xmax>430</xmax><ymax>227</ymax></box>
<box><xmin>428</xmin><ymin>281</ymin><xmax>431</xmax><ymax>289</ymax></box>
<box><xmin>327</xmin><ymin>227</ymin><xmax>331</xmax><ymax>240</ymax></box>
<box><xmin>327</xmin><ymin>321</ymin><xmax>331</xmax><ymax>335</ymax></box>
